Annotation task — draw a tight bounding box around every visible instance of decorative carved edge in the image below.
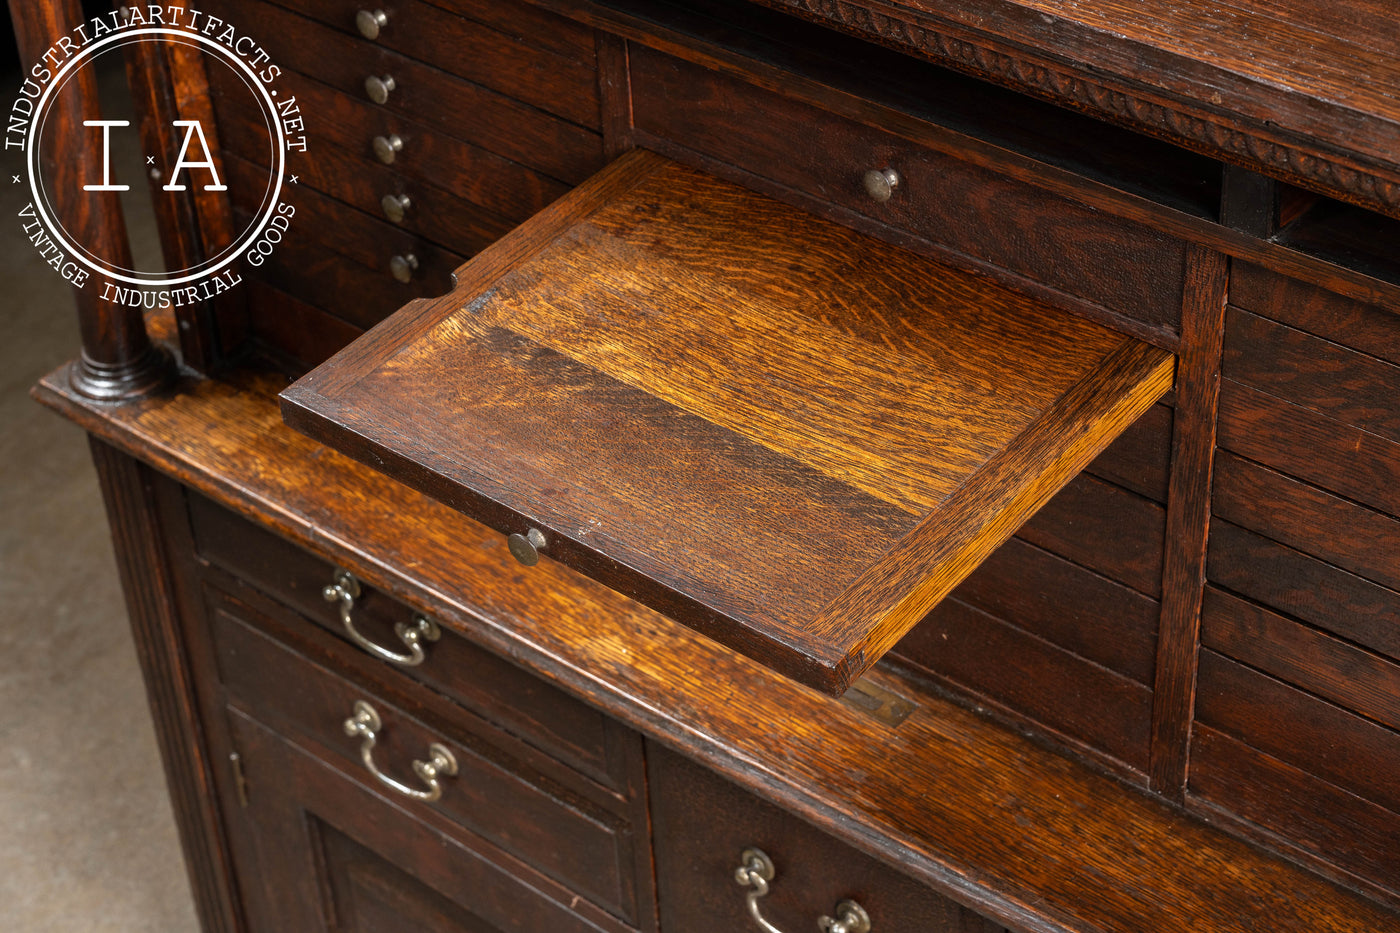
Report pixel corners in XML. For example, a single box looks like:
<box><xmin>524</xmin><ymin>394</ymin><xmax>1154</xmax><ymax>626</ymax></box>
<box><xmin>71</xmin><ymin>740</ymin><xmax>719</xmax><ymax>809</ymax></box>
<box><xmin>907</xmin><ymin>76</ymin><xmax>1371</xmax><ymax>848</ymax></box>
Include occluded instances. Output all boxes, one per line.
<box><xmin>758</xmin><ymin>0</ymin><xmax>1400</xmax><ymax>216</ymax></box>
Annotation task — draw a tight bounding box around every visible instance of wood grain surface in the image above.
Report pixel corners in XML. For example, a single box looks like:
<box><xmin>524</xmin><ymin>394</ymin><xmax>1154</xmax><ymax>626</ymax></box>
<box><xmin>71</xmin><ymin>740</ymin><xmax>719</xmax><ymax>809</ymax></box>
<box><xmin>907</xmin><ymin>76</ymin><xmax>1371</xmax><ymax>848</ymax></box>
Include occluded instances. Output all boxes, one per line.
<box><xmin>282</xmin><ymin>150</ymin><xmax>1173</xmax><ymax>693</ymax></box>
<box><xmin>36</xmin><ymin>365</ymin><xmax>1400</xmax><ymax>933</ymax></box>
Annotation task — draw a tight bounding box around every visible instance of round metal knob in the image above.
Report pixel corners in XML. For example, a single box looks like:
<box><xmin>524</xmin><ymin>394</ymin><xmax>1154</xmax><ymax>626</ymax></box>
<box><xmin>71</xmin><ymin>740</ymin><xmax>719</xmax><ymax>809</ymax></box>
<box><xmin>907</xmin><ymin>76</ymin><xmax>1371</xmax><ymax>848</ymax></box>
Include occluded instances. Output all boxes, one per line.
<box><xmin>372</xmin><ymin>133</ymin><xmax>404</xmax><ymax>164</ymax></box>
<box><xmin>364</xmin><ymin>74</ymin><xmax>397</xmax><ymax>104</ymax></box>
<box><xmin>862</xmin><ymin>167</ymin><xmax>901</xmax><ymax>203</ymax></box>
<box><xmin>356</xmin><ymin>8</ymin><xmax>388</xmax><ymax>39</ymax></box>
<box><xmin>381</xmin><ymin>193</ymin><xmax>411</xmax><ymax>224</ymax></box>
<box><xmin>507</xmin><ymin>528</ymin><xmax>547</xmax><ymax>566</ymax></box>
<box><xmin>389</xmin><ymin>253</ymin><xmax>418</xmax><ymax>283</ymax></box>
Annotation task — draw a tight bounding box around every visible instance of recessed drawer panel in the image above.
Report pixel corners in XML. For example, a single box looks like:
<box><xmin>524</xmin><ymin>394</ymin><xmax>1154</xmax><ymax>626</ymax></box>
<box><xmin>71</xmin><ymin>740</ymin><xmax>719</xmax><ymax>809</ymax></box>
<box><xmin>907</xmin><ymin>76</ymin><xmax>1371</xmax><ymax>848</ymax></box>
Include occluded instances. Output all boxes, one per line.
<box><xmin>187</xmin><ymin>492</ymin><xmax>634</xmax><ymax>792</ymax></box>
<box><xmin>649</xmin><ymin>743</ymin><xmax>1009</xmax><ymax>933</ymax></box>
<box><xmin>629</xmin><ymin>47</ymin><xmax>1188</xmax><ymax>333</ymax></box>
<box><xmin>209</xmin><ymin>588</ymin><xmax>645</xmax><ymax>922</ymax></box>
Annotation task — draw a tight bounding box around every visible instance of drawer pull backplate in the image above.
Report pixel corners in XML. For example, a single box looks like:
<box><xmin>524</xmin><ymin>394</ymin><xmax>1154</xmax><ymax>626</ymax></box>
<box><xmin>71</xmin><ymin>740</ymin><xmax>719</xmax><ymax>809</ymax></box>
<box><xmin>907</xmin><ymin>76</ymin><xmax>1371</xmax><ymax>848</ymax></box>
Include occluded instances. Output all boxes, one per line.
<box><xmin>343</xmin><ymin>699</ymin><xmax>458</xmax><ymax>802</ymax></box>
<box><xmin>735</xmin><ymin>848</ymin><xmax>872</xmax><ymax>933</ymax></box>
<box><xmin>323</xmin><ymin>568</ymin><xmax>441</xmax><ymax>666</ymax></box>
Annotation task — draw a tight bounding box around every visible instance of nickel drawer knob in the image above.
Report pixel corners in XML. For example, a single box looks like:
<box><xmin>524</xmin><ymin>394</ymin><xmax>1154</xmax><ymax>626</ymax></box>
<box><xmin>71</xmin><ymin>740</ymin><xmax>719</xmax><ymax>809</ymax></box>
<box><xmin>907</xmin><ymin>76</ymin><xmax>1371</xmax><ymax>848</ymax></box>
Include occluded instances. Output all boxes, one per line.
<box><xmin>364</xmin><ymin>73</ymin><xmax>397</xmax><ymax>104</ymax></box>
<box><xmin>372</xmin><ymin>133</ymin><xmax>404</xmax><ymax>164</ymax></box>
<box><xmin>389</xmin><ymin>253</ymin><xmax>419</xmax><ymax>283</ymax></box>
<box><xmin>507</xmin><ymin>527</ymin><xmax>547</xmax><ymax>566</ymax></box>
<box><xmin>381</xmin><ymin>192</ymin><xmax>412</xmax><ymax>224</ymax></box>
<box><xmin>322</xmin><ymin>567</ymin><xmax>440</xmax><ymax>666</ymax></box>
<box><xmin>861</xmin><ymin>167</ymin><xmax>901</xmax><ymax>203</ymax></box>
<box><xmin>735</xmin><ymin>848</ymin><xmax>872</xmax><ymax>933</ymax></box>
<box><xmin>343</xmin><ymin>699</ymin><xmax>458</xmax><ymax>802</ymax></box>
<box><xmin>355</xmin><ymin>8</ymin><xmax>389</xmax><ymax>39</ymax></box>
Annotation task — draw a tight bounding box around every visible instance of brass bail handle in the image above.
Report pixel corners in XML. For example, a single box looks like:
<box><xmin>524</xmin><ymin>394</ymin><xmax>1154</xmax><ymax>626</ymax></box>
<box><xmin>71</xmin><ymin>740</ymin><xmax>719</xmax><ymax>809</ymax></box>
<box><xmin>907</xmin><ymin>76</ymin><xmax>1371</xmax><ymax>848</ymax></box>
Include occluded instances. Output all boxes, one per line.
<box><xmin>323</xmin><ymin>568</ymin><xmax>441</xmax><ymax>666</ymax></box>
<box><xmin>735</xmin><ymin>848</ymin><xmax>872</xmax><ymax>933</ymax></box>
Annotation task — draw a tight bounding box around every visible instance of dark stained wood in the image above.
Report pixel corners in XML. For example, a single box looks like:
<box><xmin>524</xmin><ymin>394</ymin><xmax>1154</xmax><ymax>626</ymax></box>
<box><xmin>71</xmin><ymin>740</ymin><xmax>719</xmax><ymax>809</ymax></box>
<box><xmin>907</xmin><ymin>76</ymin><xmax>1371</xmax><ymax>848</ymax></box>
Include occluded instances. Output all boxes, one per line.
<box><xmin>86</xmin><ymin>443</ymin><xmax>243</xmax><ymax>933</ymax></box>
<box><xmin>596</xmin><ymin>33</ymin><xmax>634</xmax><ymax>159</ymax></box>
<box><xmin>629</xmin><ymin>47</ymin><xmax>1190</xmax><ymax>331</ymax></box>
<box><xmin>243</xmin><ymin>280</ymin><xmax>363</xmax><ymax>374</ymax></box>
<box><xmin>221</xmin><ymin>0</ymin><xmax>601</xmax><ymax>128</ymax></box>
<box><xmin>896</xmin><ymin>598</ymin><xmax>1154</xmax><ymax>774</ymax></box>
<box><xmin>206</xmin><ymin>0</ymin><xmax>604</xmax><ymax>183</ymax></box>
<box><xmin>283</xmin><ymin>150</ymin><xmax>1174</xmax><ymax>694</ymax></box>
<box><xmin>1220</xmin><ymin>164</ymin><xmax>1281</xmax><ymax>238</ymax></box>
<box><xmin>1207</xmin><ymin>520</ymin><xmax>1400</xmax><ymax>662</ymax></box>
<box><xmin>209</xmin><ymin>596</ymin><xmax>645</xmax><ymax>920</ymax></box>
<box><xmin>1222</xmin><ymin>307</ymin><xmax>1400</xmax><ymax>442</ymax></box>
<box><xmin>1201</xmin><ymin>586</ymin><xmax>1400</xmax><ymax>734</ymax></box>
<box><xmin>649</xmin><ymin>743</ymin><xmax>1009</xmax><ymax>933</ymax></box>
<box><xmin>1189</xmin><ymin>724</ymin><xmax>1400</xmax><ymax>906</ymax></box>
<box><xmin>940</xmin><ymin>537</ymin><xmax>1160</xmax><ymax>683</ymax></box>
<box><xmin>1085</xmin><ymin>402</ymin><xmax>1173</xmax><ymax>504</ymax></box>
<box><xmin>1016</xmin><ymin>473</ymin><xmax>1166</xmax><ymax>598</ymax></box>
<box><xmin>207</xmin><ymin>65</ymin><xmax>573</xmax><ymax>225</ymax></box>
<box><xmin>10</xmin><ymin>0</ymin><xmax>169</xmax><ymax>399</ymax></box>
<box><xmin>1230</xmin><ymin>263</ymin><xmax>1400</xmax><ymax>360</ymax></box>
<box><xmin>1217</xmin><ymin>378</ymin><xmax>1400</xmax><ymax>518</ymax></box>
<box><xmin>1213</xmin><ymin>451</ymin><xmax>1400</xmax><ymax>593</ymax></box>
<box><xmin>1195</xmin><ymin>650</ymin><xmax>1400</xmax><ymax>816</ymax></box>
<box><xmin>187</xmin><ymin>490</ymin><xmax>641</xmax><ymax>792</ymax></box>
<box><xmin>36</xmin><ymin>363</ymin><xmax>1400</xmax><ymax>932</ymax></box>
<box><xmin>1149</xmin><ymin>245</ymin><xmax>1227</xmax><ymax>795</ymax></box>
<box><xmin>424</xmin><ymin>0</ymin><xmax>599</xmax><ymax>62</ymax></box>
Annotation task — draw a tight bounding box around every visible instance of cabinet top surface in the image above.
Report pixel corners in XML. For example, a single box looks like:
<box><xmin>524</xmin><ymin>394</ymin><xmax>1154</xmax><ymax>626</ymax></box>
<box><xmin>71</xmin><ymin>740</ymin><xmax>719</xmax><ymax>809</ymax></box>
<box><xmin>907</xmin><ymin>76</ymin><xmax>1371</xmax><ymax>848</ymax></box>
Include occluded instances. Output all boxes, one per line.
<box><xmin>281</xmin><ymin>150</ymin><xmax>1172</xmax><ymax>694</ymax></box>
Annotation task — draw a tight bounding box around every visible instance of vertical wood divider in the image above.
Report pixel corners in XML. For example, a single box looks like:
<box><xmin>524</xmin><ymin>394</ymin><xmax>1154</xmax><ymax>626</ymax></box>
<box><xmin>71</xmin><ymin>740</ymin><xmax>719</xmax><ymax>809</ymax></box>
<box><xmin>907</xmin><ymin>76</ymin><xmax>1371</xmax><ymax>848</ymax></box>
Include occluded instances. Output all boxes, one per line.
<box><xmin>89</xmin><ymin>440</ymin><xmax>244</xmax><ymax>933</ymax></box>
<box><xmin>1149</xmin><ymin>244</ymin><xmax>1229</xmax><ymax>796</ymax></box>
<box><xmin>10</xmin><ymin>0</ymin><xmax>172</xmax><ymax>400</ymax></box>
<box><xmin>596</xmin><ymin>32</ymin><xmax>634</xmax><ymax>159</ymax></box>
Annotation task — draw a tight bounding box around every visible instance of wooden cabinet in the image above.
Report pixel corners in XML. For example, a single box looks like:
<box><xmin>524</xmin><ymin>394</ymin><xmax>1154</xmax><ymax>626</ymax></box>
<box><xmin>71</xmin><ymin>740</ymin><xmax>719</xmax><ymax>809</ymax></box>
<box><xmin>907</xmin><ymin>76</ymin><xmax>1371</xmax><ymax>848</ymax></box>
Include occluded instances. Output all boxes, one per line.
<box><xmin>21</xmin><ymin>0</ymin><xmax>1400</xmax><ymax>930</ymax></box>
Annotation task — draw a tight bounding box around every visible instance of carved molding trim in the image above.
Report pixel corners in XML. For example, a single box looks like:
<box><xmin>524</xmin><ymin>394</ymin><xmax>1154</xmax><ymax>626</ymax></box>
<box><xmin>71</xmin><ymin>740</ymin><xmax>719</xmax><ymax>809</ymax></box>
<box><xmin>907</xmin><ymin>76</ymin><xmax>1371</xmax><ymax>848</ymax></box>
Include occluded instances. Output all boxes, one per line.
<box><xmin>763</xmin><ymin>0</ymin><xmax>1400</xmax><ymax>214</ymax></box>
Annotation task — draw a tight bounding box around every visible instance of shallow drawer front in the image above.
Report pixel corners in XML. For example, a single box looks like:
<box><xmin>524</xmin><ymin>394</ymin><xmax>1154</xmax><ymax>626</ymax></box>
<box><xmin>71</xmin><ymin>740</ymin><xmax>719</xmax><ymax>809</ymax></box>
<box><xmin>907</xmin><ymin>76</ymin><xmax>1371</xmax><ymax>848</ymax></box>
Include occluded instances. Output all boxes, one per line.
<box><xmin>629</xmin><ymin>47</ymin><xmax>1188</xmax><ymax>332</ymax></box>
<box><xmin>1196</xmin><ymin>265</ymin><xmax>1400</xmax><ymax>898</ymax></box>
<box><xmin>187</xmin><ymin>492</ymin><xmax>634</xmax><ymax>792</ymax></box>
<box><xmin>210</xmin><ymin>589</ymin><xmax>646</xmax><ymax>922</ymax></box>
<box><xmin>649</xmin><ymin>744</ymin><xmax>1009</xmax><ymax>933</ymax></box>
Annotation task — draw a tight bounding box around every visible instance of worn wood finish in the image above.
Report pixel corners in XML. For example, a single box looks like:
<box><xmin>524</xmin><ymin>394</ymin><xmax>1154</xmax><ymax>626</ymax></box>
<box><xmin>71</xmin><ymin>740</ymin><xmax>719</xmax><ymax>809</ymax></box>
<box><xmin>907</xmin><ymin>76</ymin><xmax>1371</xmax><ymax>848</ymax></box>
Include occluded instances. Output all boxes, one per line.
<box><xmin>1207</xmin><ymin>520</ymin><xmax>1400</xmax><ymax>662</ymax></box>
<box><xmin>35</xmin><ymin>367</ymin><xmax>1400</xmax><ymax>933</ymax></box>
<box><xmin>630</xmin><ymin>48</ymin><xmax>1189</xmax><ymax>332</ymax></box>
<box><xmin>242</xmin><ymin>280</ymin><xmax>363</xmax><ymax>373</ymax></box>
<box><xmin>207</xmin><ymin>0</ymin><xmax>604</xmax><ymax>183</ymax></box>
<box><xmin>210</xmin><ymin>594</ymin><xmax>646</xmax><ymax>921</ymax></box>
<box><xmin>1149</xmin><ymin>245</ymin><xmax>1228</xmax><ymax>794</ymax></box>
<box><xmin>1230</xmin><ymin>262</ymin><xmax>1400</xmax><ymax>359</ymax></box>
<box><xmin>1085</xmin><ymin>402</ymin><xmax>1172</xmax><ymax>503</ymax></box>
<box><xmin>86</xmin><ymin>443</ymin><xmax>243</xmax><ymax>933</ymax></box>
<box><xmin>283</xmin><ymin>150</ymin><xmax>1173</xmax><ymax>693</ymax></box>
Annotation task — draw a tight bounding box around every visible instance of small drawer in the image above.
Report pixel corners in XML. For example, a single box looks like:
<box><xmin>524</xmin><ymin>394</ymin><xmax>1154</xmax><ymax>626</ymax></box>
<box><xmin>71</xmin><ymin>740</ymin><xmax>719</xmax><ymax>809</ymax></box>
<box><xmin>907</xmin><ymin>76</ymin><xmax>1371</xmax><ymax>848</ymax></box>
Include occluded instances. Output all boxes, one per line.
<box><xmin>248</xmin><ymin>0</ymin><xmax>599</xmax><ymax>127</ymax></box>
<box><xmin>209</xmin><ymin>587</ymin><xmax>647</xmax><ymax>924</ymax></box>
<box><xmin>648</xmin><ymin>744</ymin><xmax>1011</xmax><ymax>933</ymax></box>
<box><xmin>187</xmin><ymin>492</ymin><xmax>637</xmax><ymax>792</ymax></box>
<box><xmin>208</xmin><ymin>63</ymin><xmax>571</xmax><ymax>225</ymax></box>
<box><xmin>207</xmin><ymin>0</ymin><xmax>603</xmax><ymax>183</ymax></box>
<box><xmin>630</xmin><ymin>47</ymin><xmax>1189</xmax><ymax>333</ymax></box>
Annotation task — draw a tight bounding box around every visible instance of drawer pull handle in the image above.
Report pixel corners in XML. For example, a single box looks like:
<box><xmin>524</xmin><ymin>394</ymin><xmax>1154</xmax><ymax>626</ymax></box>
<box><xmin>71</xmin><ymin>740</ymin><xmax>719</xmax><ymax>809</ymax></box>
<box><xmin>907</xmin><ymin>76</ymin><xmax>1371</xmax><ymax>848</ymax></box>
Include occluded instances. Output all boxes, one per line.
<box><xmin>389</xmin><ymin>253</ymin><xmax>419</xmax><ymax>283</ymax></box>
<box><xmin>381</xmin><ymin>192</ymin><xmax>412</xmax><ymax>224</ymax></box>
<box><xmin>343</xmin><ymin>700</ymin><xmax>458</xmax><ymax>802</ymax></box>
<box><xmin>372</xmin><ymin>133</ymin><xmax>404</xmax><ymax>164</ymax></box>
<box><xmin>365</xmin><ymin>74</ymin><xmax>397</xmax><ymax>105</ymax></box>
<box><xmin>735</xmin><ymin>848</ymin><xmax>871</xmax><ymax>933</ymax></box>
<box><xmin>861</xmin><ymin>167</ymin><xmax>900</xmax><ymax>203</ymax></box>
<box><xmin>323</xmin><ymin>568</ymin><xmax>441</xmax><ymax>667</ymax></box>
<box><xmin>356</xmin><ymin>8</ymin><xmax>389</xmax><ymax>39</ymax></box>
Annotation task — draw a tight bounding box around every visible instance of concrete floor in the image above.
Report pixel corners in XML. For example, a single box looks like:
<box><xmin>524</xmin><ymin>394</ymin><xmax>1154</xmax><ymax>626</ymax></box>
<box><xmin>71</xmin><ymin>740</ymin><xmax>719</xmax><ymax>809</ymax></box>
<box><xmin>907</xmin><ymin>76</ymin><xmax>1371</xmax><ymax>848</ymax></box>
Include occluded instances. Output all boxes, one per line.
<box><xmin>0</xmin><ymin>61</ymin><xmax>200</xmax><ymax>932</ymax></box>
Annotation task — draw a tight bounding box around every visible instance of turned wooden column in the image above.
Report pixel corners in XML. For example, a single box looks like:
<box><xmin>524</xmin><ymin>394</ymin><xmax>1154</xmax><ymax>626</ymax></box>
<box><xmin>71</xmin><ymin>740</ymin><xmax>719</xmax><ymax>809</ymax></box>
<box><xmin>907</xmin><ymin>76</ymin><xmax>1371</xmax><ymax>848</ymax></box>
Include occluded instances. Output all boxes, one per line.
<box><xmin>10</xmin><ymin>0</ymin><xmax>171</xmax><ymax>400</ymax></box>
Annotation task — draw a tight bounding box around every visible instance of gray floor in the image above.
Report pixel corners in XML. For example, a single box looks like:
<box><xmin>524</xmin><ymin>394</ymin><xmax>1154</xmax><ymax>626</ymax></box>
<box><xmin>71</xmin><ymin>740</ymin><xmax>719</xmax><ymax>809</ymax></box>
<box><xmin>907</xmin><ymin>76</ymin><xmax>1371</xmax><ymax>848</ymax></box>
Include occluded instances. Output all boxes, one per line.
<box><xmin>0</xmin><ymin>61</ymin><xmax>200</xmax><ymax>932</ymax></box>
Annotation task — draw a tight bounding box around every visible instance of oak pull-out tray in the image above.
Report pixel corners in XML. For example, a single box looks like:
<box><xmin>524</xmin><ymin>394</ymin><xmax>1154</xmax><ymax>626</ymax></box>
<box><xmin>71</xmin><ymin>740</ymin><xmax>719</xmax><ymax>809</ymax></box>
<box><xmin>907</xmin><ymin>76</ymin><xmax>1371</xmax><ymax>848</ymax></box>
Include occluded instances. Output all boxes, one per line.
<box><xmin>281</xmin><ymin>150</ymin><xmax>1174</xmax><ymax>695</ymax></box>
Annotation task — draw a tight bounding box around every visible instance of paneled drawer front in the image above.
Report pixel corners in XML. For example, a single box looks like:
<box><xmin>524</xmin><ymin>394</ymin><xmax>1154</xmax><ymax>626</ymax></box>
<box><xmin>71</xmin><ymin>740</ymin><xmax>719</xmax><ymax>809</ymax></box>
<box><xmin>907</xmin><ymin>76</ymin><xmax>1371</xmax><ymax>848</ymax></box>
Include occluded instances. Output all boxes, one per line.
<box><xmin>629</xmin><ymin>47</ymin><xmax>1188</xmax><ymax>332</ymax></box>
<box><xmin>187</xmin><ymin>492</ymin><xmax>635</xmax><ymax>792</ymax></box>
<box><xmin>649</xmin><ymin>744</ymin><xmax>1009</xmax><ymax>933</ymax></box>
<box><xmin>1196</xmin><ymin>266</ymin><xmax>1400</xmax><ymax>899</ymax></box>
<box><xmin>209</xmin><ymin>587</ymin><xmax>646</xmax><ymax>923</ymax></box>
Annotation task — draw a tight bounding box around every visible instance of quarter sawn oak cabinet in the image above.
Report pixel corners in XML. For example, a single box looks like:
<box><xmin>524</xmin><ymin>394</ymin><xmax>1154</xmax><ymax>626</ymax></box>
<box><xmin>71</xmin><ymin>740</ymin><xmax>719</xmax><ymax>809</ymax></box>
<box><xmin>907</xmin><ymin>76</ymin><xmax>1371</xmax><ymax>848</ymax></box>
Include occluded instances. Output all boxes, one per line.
<box><xmin>20</xmin><ymin>0</ymin><xmax>1400</xmax><ymax>930</ymax></box>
